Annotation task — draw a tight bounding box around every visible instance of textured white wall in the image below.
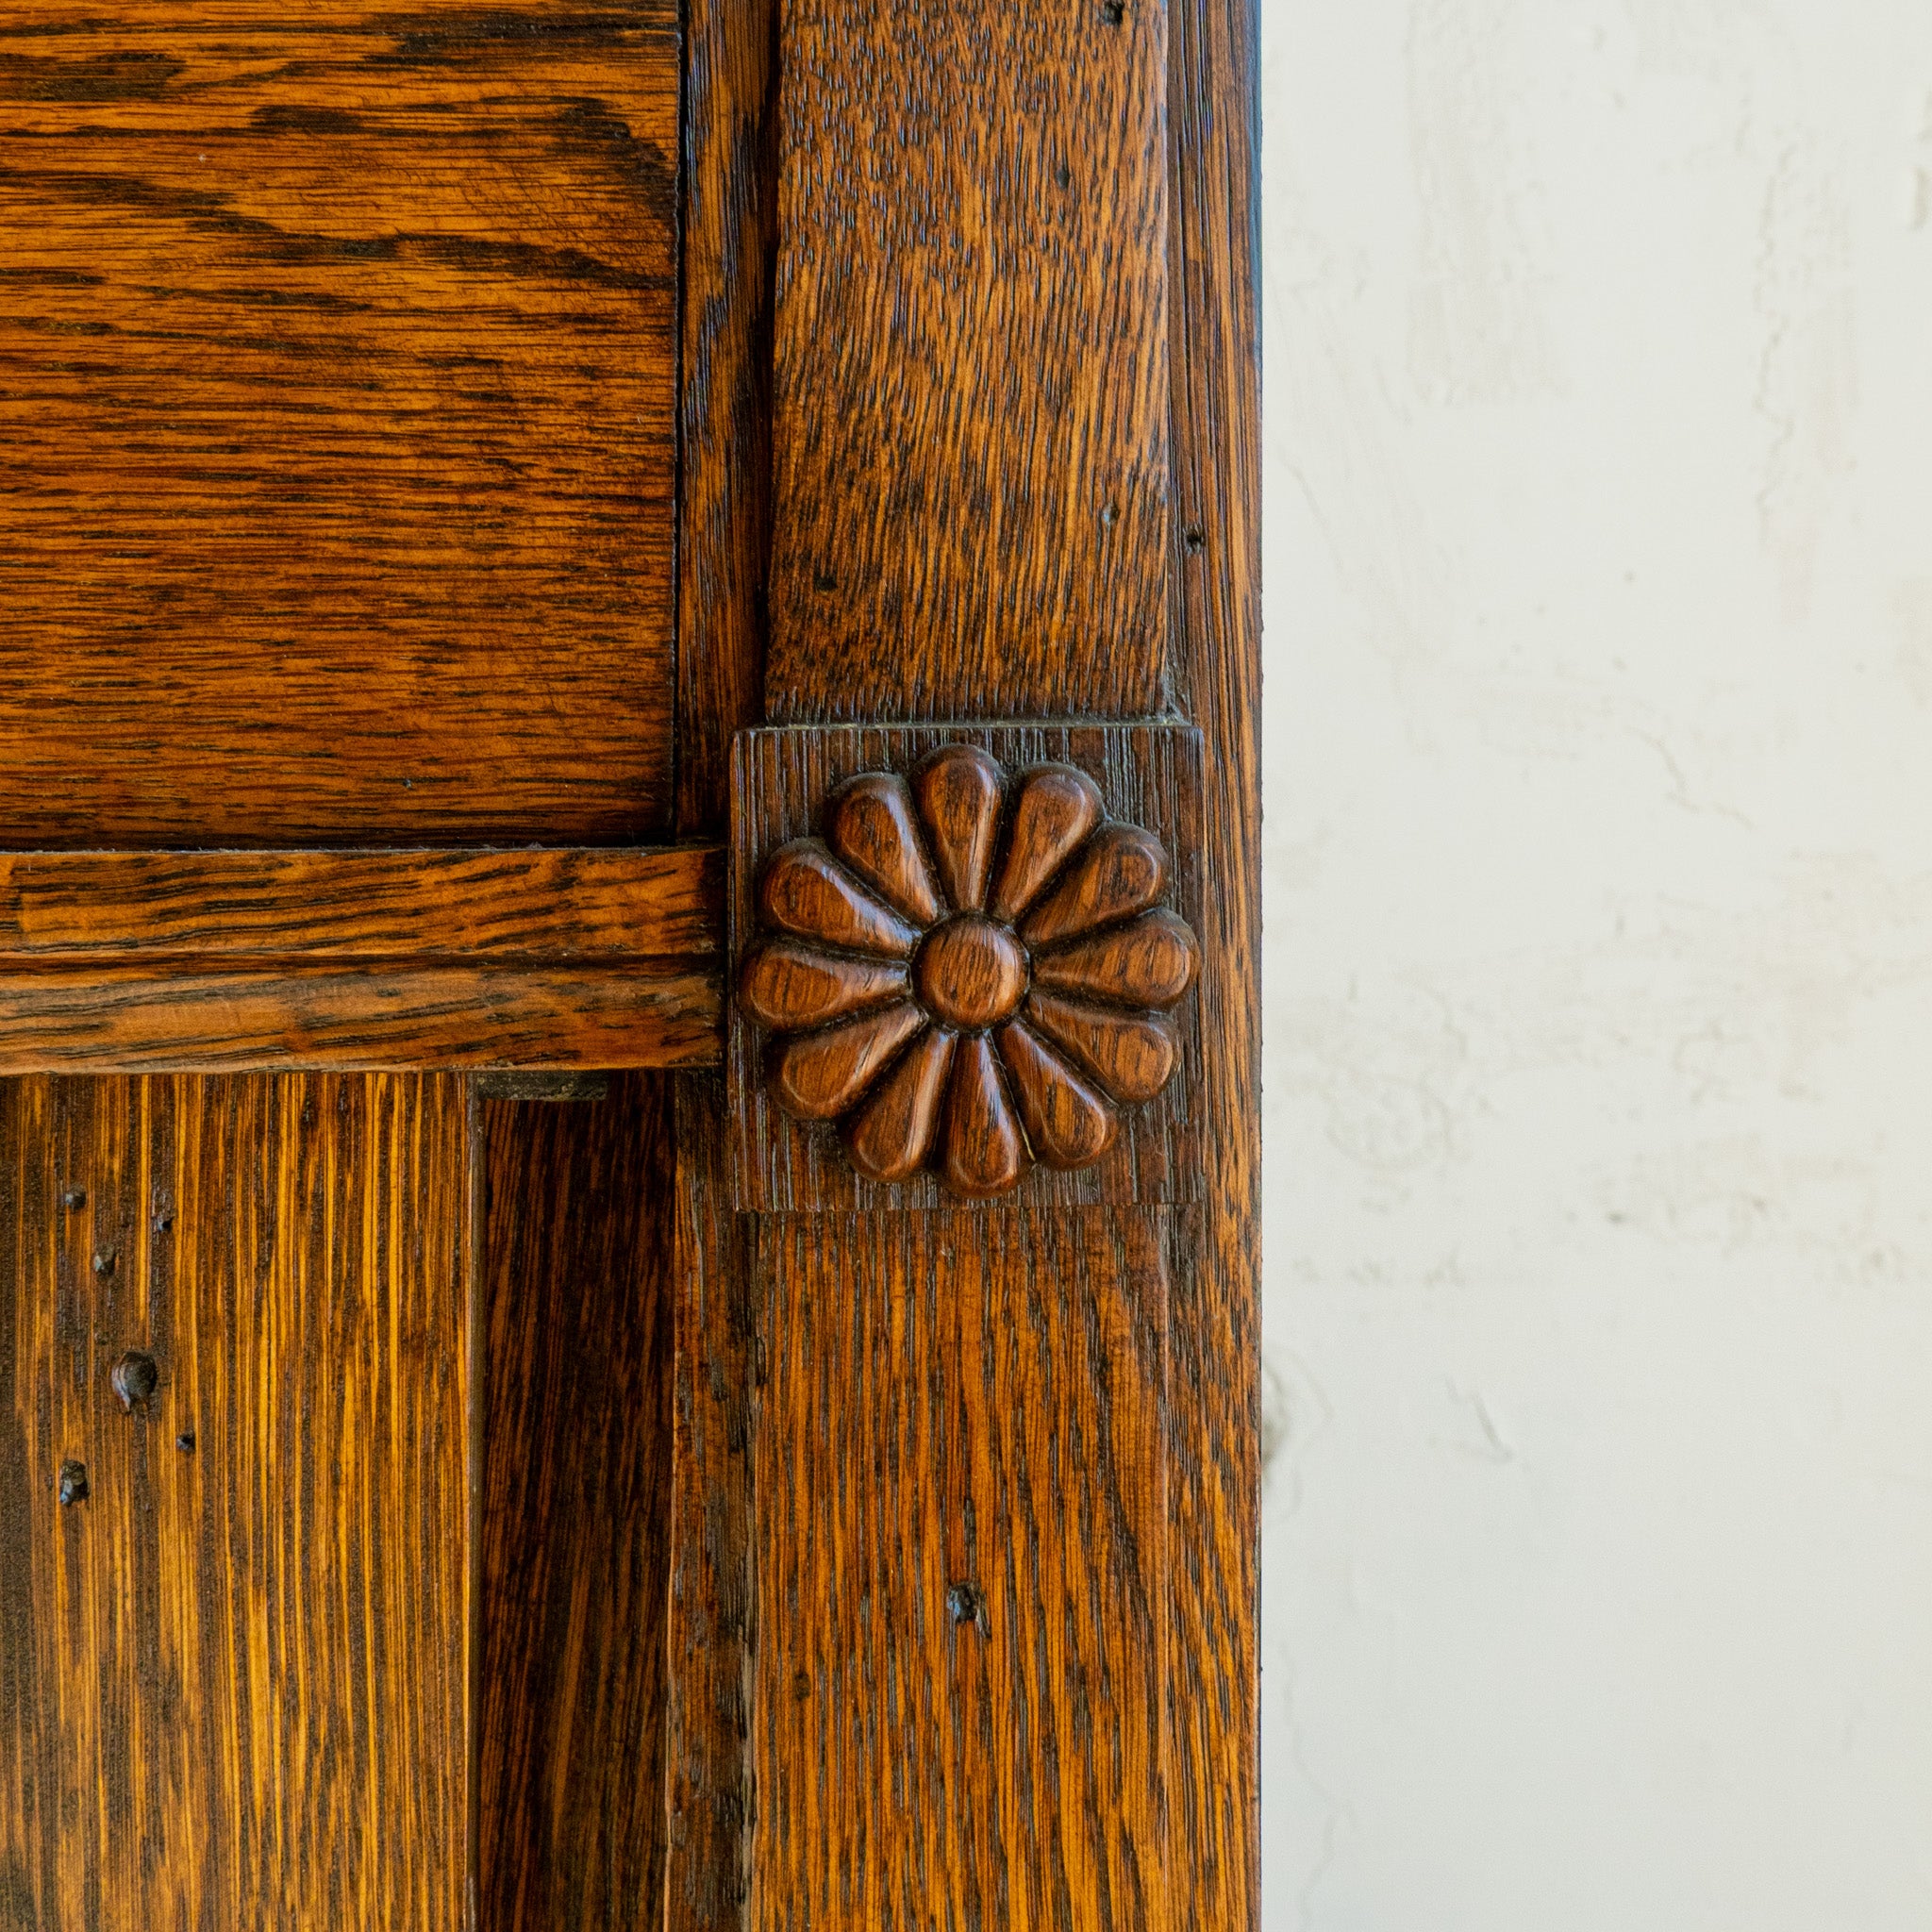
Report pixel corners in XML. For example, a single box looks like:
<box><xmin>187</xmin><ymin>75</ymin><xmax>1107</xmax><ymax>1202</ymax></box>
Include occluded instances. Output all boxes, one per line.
<box><xmin>1259</xmin><ymin>3</ymin><xmax>1932</xmax><ymax>1925</ymax></box>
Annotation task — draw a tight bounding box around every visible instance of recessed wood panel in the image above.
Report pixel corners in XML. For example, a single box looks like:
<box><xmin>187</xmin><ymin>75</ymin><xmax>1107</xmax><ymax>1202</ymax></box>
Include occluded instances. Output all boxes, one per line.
<box><xmin>0</xmin><ymin>1072</ymin><xmax>470</xmax><ymax>1929</ymax></box>
<box><xmin>0</xmin><ymin>3</ymin><xmax>678</xmax><ymax>847</ymax></box>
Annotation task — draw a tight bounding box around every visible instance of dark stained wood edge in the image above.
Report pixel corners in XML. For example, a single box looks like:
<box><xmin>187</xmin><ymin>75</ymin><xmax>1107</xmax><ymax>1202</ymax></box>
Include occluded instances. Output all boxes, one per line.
<box><xmin>675</xmin><ymin>0</ymin><xmax>777</xmax><ymax>836</ymax></box>
<box><xmin>664</xmin><ymin>1074</ymin><xmax>758</xmax><ymax>1930</ymax></box>
<box><xmin>468</xmin><ymin>1074</ymin><xmax>677</xmax><ymax>1929</ymax></box>
<box><xmin>466</xmin><ymin>1078</ymin><xmax>488</xmax><ymax>1932</ymax></box>
<box><xmin>0</xmin><ymin>962</ymin><xmax>722</xmax><ymax>1074</ymax></box>
<box><xmin>0</xmin><ymin>847</ymin><xmax>724</xmax><ymax>961</ymax></box>
<box><xmin>1167</xmin><ymin>0</ymin><xmax>1261</xmax><ymax>1913</ymax></box>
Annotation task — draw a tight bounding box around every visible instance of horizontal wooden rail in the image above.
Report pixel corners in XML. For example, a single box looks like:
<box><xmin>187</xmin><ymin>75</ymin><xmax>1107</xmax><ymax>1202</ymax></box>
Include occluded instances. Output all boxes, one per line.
<box><xmin>0</xmin><ymin>847</ymin><xmax>722</xmax><ymax>960</ymax></box>
<box><xmin>0</xmin><ymin>846</ymin><xmax>724</xmax><ymax>1072</ymax></box>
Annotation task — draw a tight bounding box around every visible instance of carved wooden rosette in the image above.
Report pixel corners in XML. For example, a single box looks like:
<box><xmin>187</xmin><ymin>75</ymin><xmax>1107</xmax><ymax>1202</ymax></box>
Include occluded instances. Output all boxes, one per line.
<box><xmin>730</xmin><ymin>724</ymin><xmax>1202</xmax><ymax>1209</ymax></box>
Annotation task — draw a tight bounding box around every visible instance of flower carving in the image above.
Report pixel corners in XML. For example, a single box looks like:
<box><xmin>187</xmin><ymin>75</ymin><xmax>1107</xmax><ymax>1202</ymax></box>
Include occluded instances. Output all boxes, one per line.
<box><xmin>738</xmin><ymin>744</ymin><xmax>1199</xmax><ymax>1197</ymax></box>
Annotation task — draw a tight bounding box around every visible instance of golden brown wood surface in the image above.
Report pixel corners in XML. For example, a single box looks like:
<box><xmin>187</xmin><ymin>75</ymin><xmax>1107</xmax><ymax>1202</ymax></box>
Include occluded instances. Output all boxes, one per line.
<box><xmin>0</xmin><ymin>847</ymin><xmax>722</xmax><ymax>962</ymax></box>
<box><xmin>0</xmin><ymin>1072</ymin><xmax>470</xmax><ymax>1928</ymax></box>
<box><xmin>472</xmin><ymin>1074</ymin><xmax>675</xmax><ymax>1929</ymax></box>
<box><xmin>762</xmin><ymin>0</ymin><xmax>1172</xmax><ymax>724</ymax></box>
<box><xmin>0</xmin><ymin>1</ymin><xmax>678</xmax><ymax>849</ymax></box>
<box><xmin>752</xmin><ymin>1209</ymin><xmax>1170</xmax><ymax>1932</ymax></box>
<box><xmin>0</xmin><ymin>959</ymin><xmax>720</xmax><ymax>1074</ymax></box>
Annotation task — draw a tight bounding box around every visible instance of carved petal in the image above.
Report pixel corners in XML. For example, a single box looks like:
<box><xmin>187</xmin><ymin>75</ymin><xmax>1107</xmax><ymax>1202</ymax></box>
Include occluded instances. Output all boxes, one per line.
<box><xmin>845</xmin><ymin>1026</ymin><xmax>957</xmax><ymax>1181</ymax></box>
<box><xmin>1025</xmin><ymin>991</ymin><xmax>1179</xmax><ymax>1104</ymax></box>
<box><xmin>828</xmin><ymin>773</ymin><xmax>943</xmax><ymax>927</ymax></box>
<box><xmin>771</xmin><ymin>1001</ymin><xmax>925</xmax><ymax>1120</ymax></box>
<box><xmin>996</xmin><ymin>1022</ymin><xmax>1118</xmax><ymax>1171</ymax></box>
<box><xmin>1019</xmin><ymin>824</ymin><xmax>1167</xmax><ymax>948</ymax></box>
<box><xmin>1031</xmin><ymin>909</ymin><xmax>1198</xmax><ymax>1010</ymax></box>
<box><xmin>941</xmin><ymin>1033</ymin><xmax>1027</xmax><ymax>1197</ymax></box>
<box><xmin>740</xmin><ymin>941</ymin><xmax>908</xmax><ymax>1031</ymax></box>
<box><xmin>989</xmin><ymin>763</ymin><xmax>1105</xmax><ymax>924</ymax></box>
<box><xmin>914</xmin><ymin>744</ymin><xmax>1004</xmax><ymax>913</ymax></box>
<box><xmin>759</xmin><ymin>840</ymin><xmax>921</xmax><ymax>958</ymax></box>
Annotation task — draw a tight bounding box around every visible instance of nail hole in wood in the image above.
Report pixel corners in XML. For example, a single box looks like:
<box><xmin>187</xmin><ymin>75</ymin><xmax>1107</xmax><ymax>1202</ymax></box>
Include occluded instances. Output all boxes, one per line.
<box><xmin>61</xmin><ymin>1190</ymin><xmax>85</xmax><ymax>1210</ymax></box>
<box><xmin>58</xmin><ymin>1461</ymin><xmax>89</xmax><ymax>1506</ymax></box>
<box><xmin>111</xmin><ymin>1350</ymin><xmax>158</xmax><ymax>1410</ymax></box>
<box><xmin>946</xmin><ymin>1581</ymin><xmax>989</xmax><ymax>1635</ymax></box>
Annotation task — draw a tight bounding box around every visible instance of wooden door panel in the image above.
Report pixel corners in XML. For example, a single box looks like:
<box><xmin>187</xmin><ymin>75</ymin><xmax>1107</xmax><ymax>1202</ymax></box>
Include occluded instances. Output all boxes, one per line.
<box><xmin>0</xmin><ymin>1073</ymin><xmax>470</xmax><ymax>1928</ymax></box>
<box><xmin>0</xmin><ymin>2</ymin><xmax>679</xmax><ymax>848</ymax></box>
<box><xmin>691</xmin><ymin>0</ymin><xmax>1259</xmax><ymax>1916</ymax></box>
<box><xmin>0</xmin><ymin>0</ymin><xmax>1259</xmax><ymax>1916</ymax></box>
<box><xmin>1</xmin><ymin>1071</ymin><xmax>685</xmax><ymax>1929</ymax></box>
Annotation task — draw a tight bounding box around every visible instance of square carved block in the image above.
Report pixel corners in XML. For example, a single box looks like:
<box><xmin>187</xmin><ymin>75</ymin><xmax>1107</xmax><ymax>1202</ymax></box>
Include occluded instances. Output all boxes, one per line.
<box><xmin>729</xmin><ymin>723</ymin><xmax>1203</xmax><ymax>1212</ymax></box>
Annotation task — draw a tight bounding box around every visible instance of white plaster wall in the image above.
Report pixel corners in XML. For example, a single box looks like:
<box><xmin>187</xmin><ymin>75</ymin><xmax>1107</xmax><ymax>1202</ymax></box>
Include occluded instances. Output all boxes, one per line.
<box><xmin>1259</xmin><ymin>4</ymin><xmax>1932</xmax><ymax>1924</ymax></box>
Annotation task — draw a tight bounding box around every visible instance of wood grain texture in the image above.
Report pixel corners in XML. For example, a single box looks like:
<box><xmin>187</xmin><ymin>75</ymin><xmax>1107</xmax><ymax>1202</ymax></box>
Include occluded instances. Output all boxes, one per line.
<box><xmin>729</xmin><ymin>724</ymin><xmax>1202</xmax><ymax>1211</ymax></box>
<box><xmin>763</xmin><ymin>0</ymin><xmax>1172</xmax><ymax>724</ymax></box>
<box><xmin>473</xmin><ymin>1073</ymin><xmax>675</xmax><ymax>1929</ymax></box>
<box><xmin>1021</xmin><ymin>825</ymin><xmax>1169</xmax><ymax>950</ymax></box>
<box><xmin>0</xmin><ymin>847</ymin><xmax>723</xmax><ymax>960</ymax></box>
<box><xmin>1165</xmin><ymin>0</ymin><xmax>1262</xmax><ymax>1914</ymax></box>
<box><xmin>676</xmin><ymin>0</ymin><xmax>776</xmax><ymax>833</ymax></box>
<box><xmin>0</xmin><ymin>1072</ymin><xmax>470</xmax><ymax>1929</ymax></box>
<box><xmin>0</xmin><ymin>2</ymin><xmax>678</xmax><ymax>848</ymax></box>
<box><xmin>758</xmin><ymin>842</ymin><xmax>919</xmax><ymax>958</ymax></box>
<box><xmin>664</xmin><ymin>1074</ymin><xmax>758</xmax><ymax>1931</ymax></box>
<box><xmin>637</xmin><ymin>0</ymin><xmax>779</xmax><ymax>1906</ymax></box>
<box><xmin>0</xmin><ymin>960</ymin><xmax>721</xmax><ymax>1074</ymax></box>
<box><xmin>752</xmin><ymin>1208</ymin><xmax>1170</xmax><ymax>1932</ymax></box>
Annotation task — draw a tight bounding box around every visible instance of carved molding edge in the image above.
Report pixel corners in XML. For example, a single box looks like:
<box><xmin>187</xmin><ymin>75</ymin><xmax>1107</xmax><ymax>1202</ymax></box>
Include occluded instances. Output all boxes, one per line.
<box><xmin>728</xmin><ymin>724</ymin><xmax>1203</xmax><ymax>1213</ymax></box>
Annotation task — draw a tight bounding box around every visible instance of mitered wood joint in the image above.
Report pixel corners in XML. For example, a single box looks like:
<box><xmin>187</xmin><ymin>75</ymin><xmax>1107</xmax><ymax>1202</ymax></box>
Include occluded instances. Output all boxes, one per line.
<box><xmin>729</xmin><ymin>723</ymin><xmax>1203</xmax><ymax>1211</ymax></box>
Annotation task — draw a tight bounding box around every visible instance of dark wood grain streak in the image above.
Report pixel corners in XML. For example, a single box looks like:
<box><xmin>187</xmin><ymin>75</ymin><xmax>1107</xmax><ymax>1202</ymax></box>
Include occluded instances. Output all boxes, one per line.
<box><xmin>752</xmin><ymin>1208</ymin><xmax>1169</xmax><ymax>1932</ymax></box>
<box><xmin>762</xmin><ymin>0</ymin><xmax>1172</xmax><ymax>724</ymax></box>
<box><xmin>472</xmin><ymin>1074</ymin><xmax>675</xmax><ymax>1930</ymax></box>
<box><xmin>0</xmin><ymin>2</ymin><xmax>679</xmax><ymax>848</ymax></box>
<box><xmin>0</xmin><ymin>847</ymin><xmax>724</xmax><ymax>960</ymax></box>
<box><xmin>676</xmin><ymin>0</ymin><xmax>776</xmax><ymax>833</ymax></box>
<box><xmin>0</xmin><ymin>1072</ymin><xmax>470</xmax><ymax>1928</ymax></box>
<box><xmin>0</xmin><ymin>961</ymin><xmax>721</xmax><ymax>1074</ymax></box>
<box><xmin>664</xmin><ymin>1074</ymin><xmax>758</xmax><ymax>1931</ymax></box>
<box><xmin>1165</xmin><ymin>0</ymin><xmax>1261</xmax><ymax>1914</ymax></box>
<box><xmin>729</xmin><ymin>724</ymin><xmax>1201</xmax><ymax>1212</ymax></box>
